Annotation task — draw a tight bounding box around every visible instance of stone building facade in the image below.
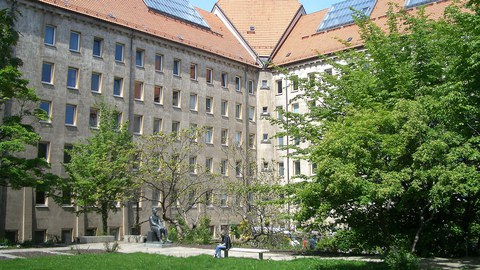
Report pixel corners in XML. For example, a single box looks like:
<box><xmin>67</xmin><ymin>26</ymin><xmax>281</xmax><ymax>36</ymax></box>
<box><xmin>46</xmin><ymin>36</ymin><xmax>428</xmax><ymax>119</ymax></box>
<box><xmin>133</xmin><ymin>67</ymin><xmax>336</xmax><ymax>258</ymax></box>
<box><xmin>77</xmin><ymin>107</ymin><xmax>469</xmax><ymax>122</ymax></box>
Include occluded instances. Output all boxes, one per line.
<box><xmin>0</xmin><ymin>0</ymin><xmax>450</xmax><ymax>243</ymax></box>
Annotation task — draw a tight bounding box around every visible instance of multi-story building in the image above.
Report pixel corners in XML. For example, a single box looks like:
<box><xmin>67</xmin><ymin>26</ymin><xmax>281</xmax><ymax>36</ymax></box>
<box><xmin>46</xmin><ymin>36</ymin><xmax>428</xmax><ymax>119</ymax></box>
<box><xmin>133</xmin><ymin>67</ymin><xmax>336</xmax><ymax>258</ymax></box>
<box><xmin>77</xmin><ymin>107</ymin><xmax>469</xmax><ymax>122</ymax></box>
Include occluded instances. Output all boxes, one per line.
<box><xmin>0</xmin><ymin>0</ymin><xmax>449</xmax><ymax>243</ymax></box>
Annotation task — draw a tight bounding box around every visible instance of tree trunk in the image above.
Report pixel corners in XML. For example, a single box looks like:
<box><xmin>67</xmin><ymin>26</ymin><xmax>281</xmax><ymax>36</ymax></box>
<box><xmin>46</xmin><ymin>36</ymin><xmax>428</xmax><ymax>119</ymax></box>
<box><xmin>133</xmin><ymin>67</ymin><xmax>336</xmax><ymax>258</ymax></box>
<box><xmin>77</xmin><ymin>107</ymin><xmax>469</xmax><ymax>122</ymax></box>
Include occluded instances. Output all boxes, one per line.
<box><xmin>101</xmin><ymin>203</ymin><xmax>108</xmax><ymax>235</ymax></box>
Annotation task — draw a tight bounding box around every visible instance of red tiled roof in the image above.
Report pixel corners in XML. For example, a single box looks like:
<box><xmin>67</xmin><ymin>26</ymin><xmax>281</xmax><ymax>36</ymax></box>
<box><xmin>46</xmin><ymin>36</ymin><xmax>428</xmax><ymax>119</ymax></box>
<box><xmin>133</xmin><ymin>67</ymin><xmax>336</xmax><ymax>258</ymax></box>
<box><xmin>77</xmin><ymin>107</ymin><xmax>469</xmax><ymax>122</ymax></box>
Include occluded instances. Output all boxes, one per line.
<box><xmin>272</xmin><ymin>0</ymin><xmax>454</xmax><ymax>65</ymax></box>
<box><xmin>216</xmin><ymin>0</ymin><xmax>302</xmax><ymax>57</ymax></box>
<box><xmin>36</xmin><ymin>0</ymin><xmax>257</xmax><ymax>66</ymax></box>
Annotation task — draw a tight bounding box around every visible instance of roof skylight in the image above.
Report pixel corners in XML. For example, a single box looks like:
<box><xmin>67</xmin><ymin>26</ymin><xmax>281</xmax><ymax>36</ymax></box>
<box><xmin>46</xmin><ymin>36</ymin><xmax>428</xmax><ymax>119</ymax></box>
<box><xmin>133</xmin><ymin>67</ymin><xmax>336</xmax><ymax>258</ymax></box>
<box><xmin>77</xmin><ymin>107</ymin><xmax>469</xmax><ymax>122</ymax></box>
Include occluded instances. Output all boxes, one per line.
<box><xmin>404</xmin><ymin>0</ymin><xmax>439</xmax><ymax>9</ymax></box>
<box><xmin>143</xmin><ymin>0</ymin><xmax>210</xmax><ymax>29</ymax></box>
<box><xmin>317</xmin><ymin>0</ymin><xmax>377</xmax><ymax>32</ymax></box>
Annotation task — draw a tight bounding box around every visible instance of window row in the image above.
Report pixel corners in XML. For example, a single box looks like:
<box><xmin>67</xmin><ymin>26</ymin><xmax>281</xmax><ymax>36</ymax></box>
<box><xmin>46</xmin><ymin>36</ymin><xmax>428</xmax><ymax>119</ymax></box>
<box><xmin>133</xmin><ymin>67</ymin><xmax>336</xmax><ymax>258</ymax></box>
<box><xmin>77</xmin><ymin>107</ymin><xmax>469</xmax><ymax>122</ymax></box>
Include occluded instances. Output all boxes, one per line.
<box><xmin>44</xmin><ymin>24</ymin><xmax>256</xmax><ymax>92</ymax></box>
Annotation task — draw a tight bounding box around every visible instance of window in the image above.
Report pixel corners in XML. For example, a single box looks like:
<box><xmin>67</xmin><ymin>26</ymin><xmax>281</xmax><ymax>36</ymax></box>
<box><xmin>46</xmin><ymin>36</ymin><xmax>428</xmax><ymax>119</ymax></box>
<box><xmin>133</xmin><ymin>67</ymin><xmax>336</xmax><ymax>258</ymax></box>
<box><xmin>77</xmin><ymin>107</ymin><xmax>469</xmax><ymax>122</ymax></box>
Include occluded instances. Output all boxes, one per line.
<box><xmin>235</xmin><ymin>131</ymin><xmax>242</xmax><ymax>146</ymax></box>
<box><xmin>221</xmin><ymin>193</ymin><xmax>227</xmax><ymax>207</ymax></box>
<box><xmin>44</xmin><ymin>25</ymin><xmax>55</xmax><ymax>46</ymax></box>
<box><xmin>41</xmin><ymin>62</ymin><xmax>54</xmax><ymax>84</ymax></box>
<box><xmin>205</xmin><ymin>158</ymin><xmax>213</xmax><ymax>173</ymax></box>
<box><xmin>153</xmin><ymin>118</ymin><xmax>162</xmax><ymax>133</ymax></box>
<box><xmin>39</xmin><ymin>101</ymin><xmax>52</xmax><ymax>123</ymax></box>
<box><xmin>235</xmin><ymin>161</ymin><xmax>242</xmax><ymax>177</ymax></box>
<box><xmin>172</xmin><ymin>90</ymin><xmax>181</xmax><ymax>107</ymax></box>
<box><xmin>293</xmin><ymin>103</ymin><xmax>299</xmax><ymax>113</ymax></box>
<box><xmin>278</xmin><ymin>136</ymin><xmax>284</xmax><ymax>146</ymax></box>
<box><xmin>235</xmin><ymin>103</ymin><xmax>242</xmax><ymax>119</ymax></box>
<box><xmin>155</xmin><ymin>54</ymin><xmax>163</xmax><ymax>71</ymax></box>
<box><xmin>294</xmin><ymin>136</ymin><xmax>300</xmax><ymax>145</ymax></box>
<box><xmin>221</xmin><ymin>160</ymin><xmax>227</xmax><ymax>176</ymax></box>
<box><xmin>235</xmin><ymin>76</ymin><xmax>241</xmax><ymax>91</ymax></box>
<box><xmin>248</xmin><ymin>80</ymin><xmax>254</xmax><ymax>95</ymax></box>
<box><xmin>276</xmin><ymin>106</ymin><xmax>284</xmax><ymax>120</ymax></box>
<box><xmin>36</xmin><ymin>191</ymin><xmax>47</xmax><ymax>206</ymax></box>
<box><xmin>172</xmin><ymin>121</ymin><xmax>180</xmax><ymax>135</ymax></box>
<box><xmin>276</xmin><ymin>79</ymin><xmax>283</xmax><ymax>94</ymax></box>
<box><xmin>93</xmin><ymin>37</ymin><xmax>103</xmax><ymax>57</ymax></box>
<box><xmin>65</xmin><ymin>104</ymin><xmax>77</xmax><ymax>126</ymax></box>
<box><xmin>221</xmin><ymin>129</ymin><xmax>228</xmax><ymax>145</ymax></box>
<box><xmin>292</xmin><ymin>75</ymin><xmax>299</xmax><ymax>91</ymax></box>
<box><xmin>248</xmin><ymin>106</ymin><xmax>255</xmax><ymax>121</ymax></box>
<box><xmin>134</xmin><ymin>81</ymin><xmax>144</xmax><ymax>100</ymax></box>
<box><xmin>69</xmin><ymin>31</ymin><xmax>80</xmax><ymax>52</ymax></box>
<box><xmin>188</xmin><ymin>122</ymin><xmax>199</xmax><ymax>138</ymax></box>
<box><xmin>221</xmin><ymin>73</ymin><xmax>228</xmax><ymax>88</ymax></box>
<box><xmin>261</xmin><ymin>106</ymin><xmax>269</xmax><ymax>116</ymax></box>
<box><xmin>221</xmin><ymin>100</ymin><xmax>228</xmax><ymax>116</ymax></box>
<box><xmin>205</xmin><ymin>97</ymin><xmax>213</xmax><ymax>114</ymax></box>
<box><xmin>190</xmin><ymin>63</ymin><xmax>197</xmax><ymax>80</ymax></box>
<box><xmin>261</xmin><ymin>80</ymin><xmax>269</xmax><ymax>89</ymax></box>
<box><xmin>60</xmin><ymin>145</ymin><xmax>73</xmax><ymax>167</ymax></box>
<box><xmin>206</xmin><ymin>191</ymin><xmax>212</xmax><ymax>206</ymax></box>
<box><xmin>133</xmin><ymin>115</ymin><xmax>143</xmax><ymax>134</ymax></box>
<box><xmin>91</xmin><ymin>72</ymin><xmax>102</xmax><ymax>93</ymax></box>
<box><xmin>89</xmin><ymin>108</ymin><xmax>99</xmax><ymax>128</ymax></box>
<box><xmin>173</xmin><ymin>59</ymin><xmax>181</xmax><ymax>76</ymax></box>
<box><xmin>189</xmin><ymin>156</ymin><xmax>197</xmax><ymax>174</ymax></box>
<box><xmin>38</xmin><ymin>142</ymin><xmax>50</xmax><ymax>162</ymax></box>
<box><xmin>115</xmin><ymin>112</ymin><xmax>123</xmax><ymax>129</ymax></box>
<box><xmin>308</xmin><ymin>72</ymin><xmax>316</xmax><ymax>83</ymax></box>
<box><xmin>262</xmin><ymin>133</ymin><xmax>269</xmax><ymax>143</ymax></box>
<box><xmin>67</xmin><ymin>67</ymin><xmax>78</xmax><ymax>89</ymax></box>
<box><xmin>263</xmin><ymin>161</ymin><xmax>269</xmax><ymax>171</ymax></box>
<box><xmin>205</xmin><ymin>127</ymin><xmax>213</xmax><ymax>144</ymax></box>
<box><xmin>206</xmin><ymin>68</ymin><xmax>213</xmax><ymax>84</ymax></box>
<box><xmin>189</xmin><ymin>94</ymin><xmax>197</xmax><ymax>111</ymax></box>
<box><xmin>135</xmin><ymin>49</ymin><xmax>144</xmax><ymax>67</ymax></box>
<box><xmin>115</xmin><ymin>43</ymin><xmax>124</xmax><ymax>62</ymax></box>
<box><xmin>294</xmin><ymin>161</ymin><xmax>301</xmax><ymax>175</ymax></box>
<box><xmin>249</xmin><ymin>133</ymin><xmax>255</xmax><ymax>149</ymax></box>
<box><xmin>278</xmin><ymin>162</ymin><xmax>285</xmax><ymax>177</ymax></box>
<box><xmin>311</xmin><ymin>163</ymin><xmax>317</xmax><ymax>175</ymax></box>
<box><xmin>113</xmin><ymin>77</ymin><xmax>123</xmax><ymax>97</ymax></box>
<box><xmin>154</xmin><ymin>86</ymin><xmax>163</xmax><ymax>104</ymax></box>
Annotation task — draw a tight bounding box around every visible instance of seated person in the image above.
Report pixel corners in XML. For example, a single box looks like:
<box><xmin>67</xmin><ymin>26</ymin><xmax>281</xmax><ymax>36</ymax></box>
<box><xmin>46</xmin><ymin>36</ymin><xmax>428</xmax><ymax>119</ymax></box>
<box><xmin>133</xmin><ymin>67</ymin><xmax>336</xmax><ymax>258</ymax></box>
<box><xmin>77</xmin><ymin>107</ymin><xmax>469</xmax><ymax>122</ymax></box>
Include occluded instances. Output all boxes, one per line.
<box><xmin>214</xmin><ymin>232</ymin><xmax>232</xmax><ymax>258</ymax></box>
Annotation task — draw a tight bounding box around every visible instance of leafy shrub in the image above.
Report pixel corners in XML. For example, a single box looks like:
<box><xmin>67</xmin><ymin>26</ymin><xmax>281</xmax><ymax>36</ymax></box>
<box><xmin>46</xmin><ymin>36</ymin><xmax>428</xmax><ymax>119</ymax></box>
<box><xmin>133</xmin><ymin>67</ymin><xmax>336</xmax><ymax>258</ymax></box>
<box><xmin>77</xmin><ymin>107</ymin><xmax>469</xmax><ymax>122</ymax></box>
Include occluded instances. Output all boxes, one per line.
<box><xmin>183</xmin><ymin>216</ymin><xmax>212</xmax><ymax>244</ymax></box>
<box><xmin>384</xmin><ymin>249</ymin><xmax>420</xmax><ymax>270</ymax></box>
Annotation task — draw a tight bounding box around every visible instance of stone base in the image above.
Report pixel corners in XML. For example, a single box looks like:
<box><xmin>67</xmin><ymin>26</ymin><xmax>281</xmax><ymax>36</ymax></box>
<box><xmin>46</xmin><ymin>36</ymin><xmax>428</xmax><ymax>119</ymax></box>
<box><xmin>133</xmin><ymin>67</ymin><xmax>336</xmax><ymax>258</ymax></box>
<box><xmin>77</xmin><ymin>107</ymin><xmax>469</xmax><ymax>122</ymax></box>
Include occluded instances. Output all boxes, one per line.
<box><xmin>144</xmin><ymin>242</ymin><xmax>173</xmax><ymax>248</ymax></box>
<box><xmin>78</xmin><ymin>236</ymin><xmax>115</xmax><ymax>244</ymax></box>
<box><xmin>123</xmin><ymin>235</ymin><xmax>145</xmax><ymax>243</ymax></box>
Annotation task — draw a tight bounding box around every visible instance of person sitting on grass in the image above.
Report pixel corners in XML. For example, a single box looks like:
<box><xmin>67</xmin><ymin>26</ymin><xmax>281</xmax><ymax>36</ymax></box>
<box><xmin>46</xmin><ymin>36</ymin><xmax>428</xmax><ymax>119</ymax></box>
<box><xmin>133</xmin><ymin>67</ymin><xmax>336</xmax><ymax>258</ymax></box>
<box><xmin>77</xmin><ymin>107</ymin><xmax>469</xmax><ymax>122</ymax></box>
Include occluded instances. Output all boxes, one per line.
<box><xmin>214</xmin><ymin>232</ymin><xmax>232</xmax><ymax>258</ymax></box>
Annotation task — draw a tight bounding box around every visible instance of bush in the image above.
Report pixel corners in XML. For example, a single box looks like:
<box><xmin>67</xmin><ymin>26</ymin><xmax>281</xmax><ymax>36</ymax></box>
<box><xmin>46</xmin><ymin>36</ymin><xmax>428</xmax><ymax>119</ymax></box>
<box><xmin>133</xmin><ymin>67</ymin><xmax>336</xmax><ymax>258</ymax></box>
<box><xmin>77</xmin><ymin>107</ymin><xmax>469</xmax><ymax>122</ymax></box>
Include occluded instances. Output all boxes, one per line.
<box><xmin>183</xmin><ymin>216</ymin><xmax>212</xmax><ymax>244</ymax></box>
<box><xmin>384</xmin><ymin>249</ymin><xmax>420</xmax><ymax>270</ymax></box>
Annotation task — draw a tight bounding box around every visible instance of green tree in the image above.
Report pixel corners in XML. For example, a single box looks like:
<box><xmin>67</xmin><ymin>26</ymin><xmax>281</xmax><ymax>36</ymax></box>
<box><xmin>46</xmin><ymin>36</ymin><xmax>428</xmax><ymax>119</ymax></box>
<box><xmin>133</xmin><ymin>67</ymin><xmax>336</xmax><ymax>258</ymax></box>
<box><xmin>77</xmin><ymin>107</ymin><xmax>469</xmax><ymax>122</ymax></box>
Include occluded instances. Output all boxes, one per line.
<box><xmin>272</xmin><ymin>2</ymin><xmax>480</xmax><ymax>256</ymax></box>
<box><xmin>135</xmin><ymin>127</ymin><xmax>219</xmax><ymax>237</ymax></box>
<box><xmin>0</xmin><ymin>2</ymin><xmax>59</xmax><ymax>189</ymax></box>
<box><xmin>63</xmin><ymin>103</ymin><xmax>136</xmax><ymax>235</ymax></box>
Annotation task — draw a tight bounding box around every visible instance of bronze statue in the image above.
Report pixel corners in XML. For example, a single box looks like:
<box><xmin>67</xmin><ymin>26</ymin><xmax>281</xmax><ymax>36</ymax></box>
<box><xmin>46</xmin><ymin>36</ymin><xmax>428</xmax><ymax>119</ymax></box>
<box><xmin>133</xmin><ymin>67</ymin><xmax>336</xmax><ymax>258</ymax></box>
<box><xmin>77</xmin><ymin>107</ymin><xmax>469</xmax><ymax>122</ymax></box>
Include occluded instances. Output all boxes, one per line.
<box><xmin>149</xmin><ymin>207</ymin><xmax>172</xmax><ymax>243</ymax></box>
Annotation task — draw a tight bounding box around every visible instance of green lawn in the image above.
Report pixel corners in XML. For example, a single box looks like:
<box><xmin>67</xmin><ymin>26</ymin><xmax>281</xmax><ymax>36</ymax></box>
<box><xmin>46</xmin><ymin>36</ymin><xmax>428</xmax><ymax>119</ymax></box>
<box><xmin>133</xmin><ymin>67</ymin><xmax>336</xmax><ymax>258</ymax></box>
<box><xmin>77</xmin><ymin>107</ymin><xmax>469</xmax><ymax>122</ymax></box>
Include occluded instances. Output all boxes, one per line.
<box><xmin>0</xmin><ymin>253</ymin><xmax>386</xmax><ymax>270</ymax></box>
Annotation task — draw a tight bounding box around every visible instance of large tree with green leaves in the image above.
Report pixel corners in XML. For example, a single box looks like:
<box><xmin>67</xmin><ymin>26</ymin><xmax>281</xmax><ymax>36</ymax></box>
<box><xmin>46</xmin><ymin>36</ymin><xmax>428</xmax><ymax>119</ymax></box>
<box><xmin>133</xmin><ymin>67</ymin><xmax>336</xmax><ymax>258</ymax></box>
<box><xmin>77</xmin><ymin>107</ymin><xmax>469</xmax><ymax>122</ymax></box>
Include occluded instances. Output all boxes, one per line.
<box><xmin>63</xmin><ymin>103</ymin><xmax>136</xmax><ymax>235</ymax></box>
<box><xmin>0</xmin><ymin>2</ymin><xmax>59</xmax><ymax>190</ymax></box>
<box><xmin>272</xmin><ymin>1</ymin><xmax>480</xmax><ymax>256</ymax></box>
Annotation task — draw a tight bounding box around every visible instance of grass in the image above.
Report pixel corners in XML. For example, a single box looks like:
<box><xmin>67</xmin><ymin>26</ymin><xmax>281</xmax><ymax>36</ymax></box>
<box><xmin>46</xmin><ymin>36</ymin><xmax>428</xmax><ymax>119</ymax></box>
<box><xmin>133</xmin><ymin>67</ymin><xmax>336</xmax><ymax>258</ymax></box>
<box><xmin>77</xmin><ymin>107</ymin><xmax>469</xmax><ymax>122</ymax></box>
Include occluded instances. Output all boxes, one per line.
<box><xmin>0</xmin><ymin>253</ymin><xmax>386</xmax><ymax>270</ymax></box>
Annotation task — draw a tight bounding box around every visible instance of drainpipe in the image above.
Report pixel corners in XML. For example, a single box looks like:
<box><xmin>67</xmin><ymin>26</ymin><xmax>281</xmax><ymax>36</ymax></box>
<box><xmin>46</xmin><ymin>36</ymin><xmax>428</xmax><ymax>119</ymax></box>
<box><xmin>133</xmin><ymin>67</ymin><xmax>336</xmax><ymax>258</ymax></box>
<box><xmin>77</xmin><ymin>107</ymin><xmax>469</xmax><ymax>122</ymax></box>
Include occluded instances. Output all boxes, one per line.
<box><xmin>126</xmin><ymin>30</ymin><xmax>136</xmax><ymax>237</ymax></box>
<box><xmin>285</xmin><ymin>76</ymin><xmax>291</xmax><ymax>230</ymax></box>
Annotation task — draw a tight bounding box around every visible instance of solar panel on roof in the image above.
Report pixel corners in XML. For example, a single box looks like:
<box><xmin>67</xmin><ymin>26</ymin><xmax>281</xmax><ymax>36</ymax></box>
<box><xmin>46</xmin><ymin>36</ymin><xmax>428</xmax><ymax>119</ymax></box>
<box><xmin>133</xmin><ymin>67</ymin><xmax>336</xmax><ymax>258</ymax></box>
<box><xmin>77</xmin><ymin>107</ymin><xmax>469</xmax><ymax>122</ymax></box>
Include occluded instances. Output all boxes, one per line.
<box><xmin>317</xmin><ymin>0</ymin><xmax>377</xmax><ymax>32</ymax></box>
<box><xmin>143</xmin><ymin>0</ymin><xmax>210</xmax><ymax>29</ymax></box>
<box><xmin>404</xmin><ymin>0</ymin><xmax>439</xmax><ymax>8</ymax></box>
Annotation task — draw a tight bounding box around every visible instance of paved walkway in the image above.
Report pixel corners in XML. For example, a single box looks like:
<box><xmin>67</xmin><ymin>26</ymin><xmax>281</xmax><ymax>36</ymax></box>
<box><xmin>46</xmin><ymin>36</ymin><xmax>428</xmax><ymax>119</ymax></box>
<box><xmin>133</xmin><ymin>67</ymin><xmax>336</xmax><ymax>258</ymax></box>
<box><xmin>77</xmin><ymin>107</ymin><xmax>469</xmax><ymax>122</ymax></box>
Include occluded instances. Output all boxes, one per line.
<box><xmin>1</xmin><ymin>242</ymin><xmax>479</xmax><ymax>269</ymax></box>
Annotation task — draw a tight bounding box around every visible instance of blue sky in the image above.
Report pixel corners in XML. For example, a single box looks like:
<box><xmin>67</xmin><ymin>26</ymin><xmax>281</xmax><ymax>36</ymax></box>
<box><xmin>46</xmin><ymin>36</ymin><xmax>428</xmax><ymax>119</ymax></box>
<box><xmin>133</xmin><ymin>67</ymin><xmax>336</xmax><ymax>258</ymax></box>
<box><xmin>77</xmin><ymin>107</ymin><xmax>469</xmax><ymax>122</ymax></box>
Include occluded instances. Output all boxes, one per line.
<box><xmin>190</xmin><ymin>0</ymin><xmax>340</xmax><ymax>13</ymax></box>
